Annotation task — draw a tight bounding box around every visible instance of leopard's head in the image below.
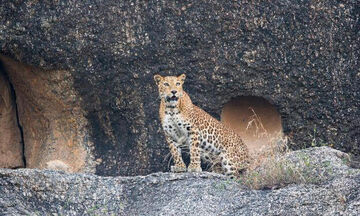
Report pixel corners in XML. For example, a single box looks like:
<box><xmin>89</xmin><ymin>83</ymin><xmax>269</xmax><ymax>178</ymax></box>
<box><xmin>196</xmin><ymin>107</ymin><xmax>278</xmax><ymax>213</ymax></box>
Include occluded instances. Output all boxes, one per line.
<box><xmin>154</xmin><ymin>74</ymin><xmax>186</xmax><ymax>105</ymax></box>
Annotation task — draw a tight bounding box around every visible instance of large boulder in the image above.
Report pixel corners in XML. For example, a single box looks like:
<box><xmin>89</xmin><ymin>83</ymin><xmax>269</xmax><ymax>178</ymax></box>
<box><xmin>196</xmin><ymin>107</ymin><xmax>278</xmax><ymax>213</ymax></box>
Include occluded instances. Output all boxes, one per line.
<box><xmin>0</xmin><ymin>147</ymin><xmax>360</xmax><ymax>215</ymax></box>
<box><xmin>0</xmin><ymin>1</ymin><xmax>359</xmax><ymax>175</ymax></box>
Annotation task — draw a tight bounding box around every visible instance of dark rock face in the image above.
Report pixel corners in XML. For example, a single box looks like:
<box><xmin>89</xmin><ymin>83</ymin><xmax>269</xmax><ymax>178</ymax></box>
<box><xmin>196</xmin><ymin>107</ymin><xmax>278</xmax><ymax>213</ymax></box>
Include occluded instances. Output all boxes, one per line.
<box><xmin>0</xmin><ymin>1</ymin><xmax>359</xmax><ymax>175</ymax></box>
<box><xmin>1</xmin><ymin>147</ymin><xmax>360</xmax><ymax>215</ymax></box>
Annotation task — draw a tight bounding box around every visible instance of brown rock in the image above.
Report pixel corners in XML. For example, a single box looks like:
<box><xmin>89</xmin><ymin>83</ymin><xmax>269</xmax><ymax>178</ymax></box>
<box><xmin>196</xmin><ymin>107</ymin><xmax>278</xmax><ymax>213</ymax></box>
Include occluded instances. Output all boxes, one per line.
<box><xmin>0</xmin><ymin>55</ymin><xmax>96</xmax><ymax>173</ymax></box>
<box><xmin>0</xmin><ymin>71</ymin><xmax>23</xmax><ymax>168</ymax></box>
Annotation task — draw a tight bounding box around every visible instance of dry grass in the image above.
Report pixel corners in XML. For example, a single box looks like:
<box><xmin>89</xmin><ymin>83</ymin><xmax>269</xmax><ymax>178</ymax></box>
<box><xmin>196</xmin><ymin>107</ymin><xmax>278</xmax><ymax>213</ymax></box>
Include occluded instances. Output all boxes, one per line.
<box><xmin>238</xmin><ymin>135</ymin><xmax>298</xmax><ymax>189</ymax></box>
<box><xmin>236</xmin><ymin>107</ymin><xmax>318</xmax><ymax>190</ymax></box>
<box><xmin>237</xmin><ymin>107</ymin><xmax>330</xmax><ymax>189</ymax></box>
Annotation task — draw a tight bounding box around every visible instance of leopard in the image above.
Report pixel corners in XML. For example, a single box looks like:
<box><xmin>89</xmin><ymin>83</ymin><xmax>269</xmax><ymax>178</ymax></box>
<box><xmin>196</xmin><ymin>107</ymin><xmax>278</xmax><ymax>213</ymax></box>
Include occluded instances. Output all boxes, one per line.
<box><xmin>154</xmin><ymin>74</ymin><xmax>250</xmax><ymax>177</ymax></box>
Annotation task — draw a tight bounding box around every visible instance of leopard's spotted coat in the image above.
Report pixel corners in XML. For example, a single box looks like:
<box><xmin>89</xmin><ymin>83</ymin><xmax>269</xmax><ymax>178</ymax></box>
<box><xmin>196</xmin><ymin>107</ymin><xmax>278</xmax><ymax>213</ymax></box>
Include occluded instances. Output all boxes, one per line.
<box><xmin>154</xmin><ymin>74</ymin><xmax>250</xmax><ymax>176</ymax></box>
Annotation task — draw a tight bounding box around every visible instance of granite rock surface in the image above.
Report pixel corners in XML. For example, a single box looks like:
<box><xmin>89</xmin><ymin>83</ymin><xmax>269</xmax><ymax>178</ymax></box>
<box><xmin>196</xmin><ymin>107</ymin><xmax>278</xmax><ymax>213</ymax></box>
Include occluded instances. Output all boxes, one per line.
<box><xmin>1</xmin><ymin>147</ymin><xmax>360</xmax><ymax>215</ymax></box>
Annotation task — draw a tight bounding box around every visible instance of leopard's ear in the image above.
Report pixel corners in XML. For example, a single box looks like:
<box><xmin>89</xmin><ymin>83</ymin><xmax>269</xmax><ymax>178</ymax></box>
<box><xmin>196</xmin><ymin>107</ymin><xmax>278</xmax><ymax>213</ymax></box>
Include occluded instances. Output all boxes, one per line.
<box><xmin>178</xmin><ymin>74</ymin><xmax>186</xmax><ymax>82</ymax></box>
<box><xmin>154</xmin><ymin>74</ymin><xmax>163</xmax><ymax>85</ymax></box>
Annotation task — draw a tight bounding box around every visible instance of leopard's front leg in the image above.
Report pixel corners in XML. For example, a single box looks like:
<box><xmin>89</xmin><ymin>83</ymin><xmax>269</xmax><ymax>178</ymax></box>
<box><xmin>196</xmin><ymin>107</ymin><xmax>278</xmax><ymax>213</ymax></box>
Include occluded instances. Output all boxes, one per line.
<box><xmin>165</xmin><ymin>136</ymin><xmax>186</xmax><ymax>172</ymax></box>
<box><xmin>187</xmin><ymin>129</ymin><xmax>202</xmax><ymax>172</ymax></box>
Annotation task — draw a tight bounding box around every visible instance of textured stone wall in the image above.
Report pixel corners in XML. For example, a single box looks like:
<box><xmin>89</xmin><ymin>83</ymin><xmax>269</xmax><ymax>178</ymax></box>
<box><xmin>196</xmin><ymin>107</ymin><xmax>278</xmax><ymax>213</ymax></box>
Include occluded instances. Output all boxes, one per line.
<box><xmin>0</xmin><ymin>0</ymin><xmax>359</xmax><ymax>176</ymax></box>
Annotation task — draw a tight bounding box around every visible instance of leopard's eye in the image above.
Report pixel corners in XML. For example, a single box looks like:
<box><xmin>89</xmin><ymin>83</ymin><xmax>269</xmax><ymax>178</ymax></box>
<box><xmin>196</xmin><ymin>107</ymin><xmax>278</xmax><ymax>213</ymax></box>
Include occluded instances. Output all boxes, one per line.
<box><xmin>164</xmin><ymin>83</ymin><xmax>170</xmax><ymax>86</ymax></box>
<box><xmin>176</xmin><ymin>82</ymin><xmax>180</xmax><ymax>86</ymax></box>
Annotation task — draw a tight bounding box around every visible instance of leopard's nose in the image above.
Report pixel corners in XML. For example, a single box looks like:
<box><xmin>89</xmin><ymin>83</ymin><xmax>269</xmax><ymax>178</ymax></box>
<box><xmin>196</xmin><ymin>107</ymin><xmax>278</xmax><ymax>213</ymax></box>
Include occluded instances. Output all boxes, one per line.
<box><xmin>171</xmin><ymin>90</ymin><xmax>177</xmax><ymax>95</ymax></box>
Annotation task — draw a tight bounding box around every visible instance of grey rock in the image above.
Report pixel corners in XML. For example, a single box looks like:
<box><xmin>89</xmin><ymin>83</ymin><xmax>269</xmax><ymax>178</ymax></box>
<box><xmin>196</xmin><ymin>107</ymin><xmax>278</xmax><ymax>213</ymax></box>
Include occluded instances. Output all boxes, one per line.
<box><xmin>0</xmin><ymin>1</ymin><xmax>359</xmax><ymax>175</ymax></box>
<box><xmin>1</xmin><ymin>147</ymin><xmax>359</xmax><ymax>215</ymax></box>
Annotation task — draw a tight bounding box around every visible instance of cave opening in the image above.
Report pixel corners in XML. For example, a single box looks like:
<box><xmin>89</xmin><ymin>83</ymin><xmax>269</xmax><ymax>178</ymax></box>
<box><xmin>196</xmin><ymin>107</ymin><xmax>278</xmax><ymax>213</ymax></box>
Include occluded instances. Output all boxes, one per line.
<box><xmin>0</xmin><ymin>55</ymin><xmax>95</xmax><ymax>173</ymax></box>
<box><xmin>221</xmin><ymin>96</ymin><xmax>283</xmax><ymax>155</ymax></box>
<box><xmin>0</xmin><ymin>61</ymin><xmax>25</xmax><ymax>168</ymax></box>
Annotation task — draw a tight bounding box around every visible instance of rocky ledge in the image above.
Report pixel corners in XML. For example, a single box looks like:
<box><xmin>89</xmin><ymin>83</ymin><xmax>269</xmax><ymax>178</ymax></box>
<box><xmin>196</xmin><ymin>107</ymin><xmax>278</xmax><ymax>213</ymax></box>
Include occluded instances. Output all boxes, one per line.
<box><xmin>1</xmin><ymin>147</ymin><xmax>360</xmax><ymax>215</ymax></box>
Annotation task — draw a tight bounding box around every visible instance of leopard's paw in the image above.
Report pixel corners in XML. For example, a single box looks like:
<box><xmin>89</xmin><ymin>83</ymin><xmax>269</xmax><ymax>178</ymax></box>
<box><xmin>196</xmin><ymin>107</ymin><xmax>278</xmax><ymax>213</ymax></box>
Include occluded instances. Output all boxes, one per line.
<box><xmin>187</xmin><ymin>164</ymin><xmax>202</xmax><ymax>172</ymax></box>
<box><xmin>171</xmin><ymin>165</ymin><xmax>187</xmax><ymax>173</ymax></box>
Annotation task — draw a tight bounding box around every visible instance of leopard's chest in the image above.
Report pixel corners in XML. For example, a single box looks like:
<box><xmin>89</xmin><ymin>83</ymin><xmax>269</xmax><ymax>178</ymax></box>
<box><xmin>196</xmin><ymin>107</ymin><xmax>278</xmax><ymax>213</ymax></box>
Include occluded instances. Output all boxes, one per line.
<box><xmin>162</xmin><ymin>110</ymin><xmax>190</xmax><ymax>144</ymax></box>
